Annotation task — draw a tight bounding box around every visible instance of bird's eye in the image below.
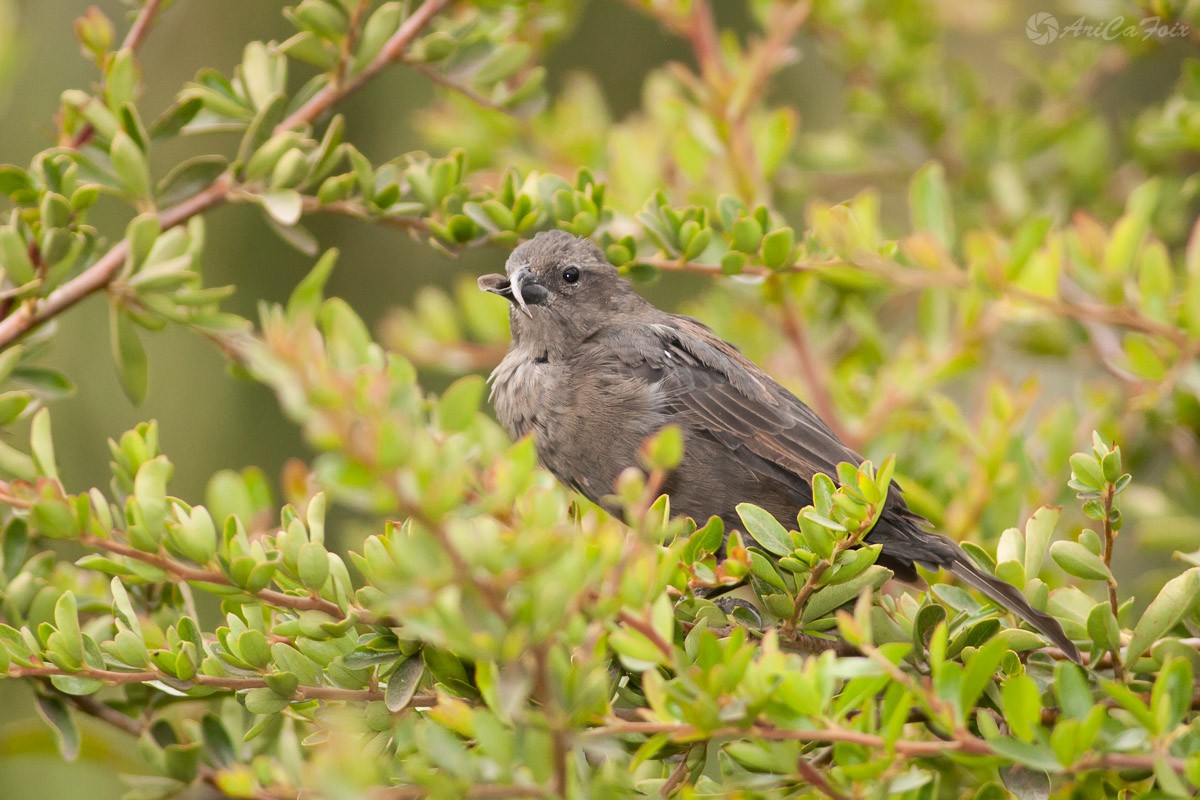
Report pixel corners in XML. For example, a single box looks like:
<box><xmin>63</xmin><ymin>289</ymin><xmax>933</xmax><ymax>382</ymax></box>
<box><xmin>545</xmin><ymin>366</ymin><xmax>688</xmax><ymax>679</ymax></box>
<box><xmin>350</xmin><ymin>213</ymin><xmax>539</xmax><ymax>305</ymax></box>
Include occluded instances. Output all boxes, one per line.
<box><xmin>562</xmin><ymin>266</ymin><xmax>580</xmax><ymax>284</ymax></box>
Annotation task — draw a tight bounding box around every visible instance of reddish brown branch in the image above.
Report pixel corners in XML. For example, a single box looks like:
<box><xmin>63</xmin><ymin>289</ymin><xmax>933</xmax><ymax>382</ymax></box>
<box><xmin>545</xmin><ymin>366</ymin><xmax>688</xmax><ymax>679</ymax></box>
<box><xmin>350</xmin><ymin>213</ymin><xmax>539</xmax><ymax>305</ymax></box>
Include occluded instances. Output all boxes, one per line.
<box><xmin>121</xmin><ymin>0</ymin><xmax>164</xmax><ymax>51</ymax></box>
<box><xmin>616</xmin><ymin>609</ymin><xmax>675</xmax><ymax>662</ymax></box>
<box><xmin>587</xmin><ymin>720</ymin><xmax>1188</xmax><ymax>774</ymax></box>
<box><xmin>277</xmin><ymin>0</ymin><xmax>452</xmax><ymax>131</ymax></box>
<box><xmin>3</xmin><ymin>0</ymin><xmax>453</xmax><ymax>349</ymax></box>
<box><xmin>778</xmin><ymin>293</ymin><xmax>846</xmax><ymax>443</ymax></box>
<box><xmin>10</xmin><ymin>664</ymin><xmax>438</xmax><ymax>705</ymax></box>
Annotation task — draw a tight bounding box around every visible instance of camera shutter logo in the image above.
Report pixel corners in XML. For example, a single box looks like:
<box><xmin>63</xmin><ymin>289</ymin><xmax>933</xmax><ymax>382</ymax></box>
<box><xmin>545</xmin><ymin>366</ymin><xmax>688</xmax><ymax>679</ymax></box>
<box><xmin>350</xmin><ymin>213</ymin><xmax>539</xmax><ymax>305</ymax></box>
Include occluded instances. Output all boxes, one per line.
<box><xmin>1027</xmin><ymin>12</ymin><xmax>1060</xmax><ymax>44</ymax></box>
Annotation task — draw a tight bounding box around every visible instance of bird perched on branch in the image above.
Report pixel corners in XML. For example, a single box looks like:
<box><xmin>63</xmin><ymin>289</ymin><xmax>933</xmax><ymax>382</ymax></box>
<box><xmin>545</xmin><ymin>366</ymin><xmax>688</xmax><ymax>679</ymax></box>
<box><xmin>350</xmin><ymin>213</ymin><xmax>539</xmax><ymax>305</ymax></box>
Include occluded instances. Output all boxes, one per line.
<box><xmin>479</xmin><ymin>229</ymin><xmax>1081</xmax><ymax>663</ymax></box>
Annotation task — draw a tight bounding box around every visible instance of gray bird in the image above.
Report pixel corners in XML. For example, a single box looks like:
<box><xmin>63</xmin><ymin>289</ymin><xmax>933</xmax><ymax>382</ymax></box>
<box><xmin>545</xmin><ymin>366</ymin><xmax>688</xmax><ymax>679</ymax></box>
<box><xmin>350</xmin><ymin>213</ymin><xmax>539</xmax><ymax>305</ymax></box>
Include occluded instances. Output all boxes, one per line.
<box><xmin>479</xmin><ymin>230</ymin><xmax>1080</xmax><ymax>662</ymax></box>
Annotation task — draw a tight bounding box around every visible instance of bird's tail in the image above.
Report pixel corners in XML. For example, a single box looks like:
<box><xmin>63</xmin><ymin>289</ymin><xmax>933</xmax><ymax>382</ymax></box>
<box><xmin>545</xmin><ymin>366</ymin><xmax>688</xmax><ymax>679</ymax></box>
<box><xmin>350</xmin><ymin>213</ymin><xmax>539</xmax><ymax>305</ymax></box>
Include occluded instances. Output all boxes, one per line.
<box><xmin>947</xmin><ymin>552</ymin><xmax>1082</xmax><ymax>664</ymax></box>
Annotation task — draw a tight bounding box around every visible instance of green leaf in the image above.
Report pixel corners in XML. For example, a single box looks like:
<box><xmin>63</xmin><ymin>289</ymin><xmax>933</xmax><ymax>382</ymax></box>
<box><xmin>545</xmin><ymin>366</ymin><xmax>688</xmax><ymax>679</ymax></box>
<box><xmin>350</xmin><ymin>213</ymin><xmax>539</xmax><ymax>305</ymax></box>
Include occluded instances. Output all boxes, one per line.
<box><xmin>243</xmin><ymin>687</ymin><xmax>289</xmax><ymax>715</ymax></box>
<box><xmin>760</xmin><ymin>227</ymin><xmax>795</xmax><ymax>270</ymax></box>
<box><xmin>30</xmin><ymin>407</ymin><xmax>59</xmax><ymax>481</ymax></box>
<box><xmin>736</xmin><ymin>503</ymin><xmax>791</xmax><ymax>557</ymax></box>
<box><xmin>53</xmin><ymin>591</ymin><xmax>84</xmax><ymax>660</ymax></box>
<box><xmin>260</xmin><ymin>189</ymin><xmax>303</xmax><ymax>226</ymax></box>
<box><xmin>437</xmin><ymin>375</ymin><xmax>485</xmax><ymax>433</ymax></box>
<box><xmin>1126</xmin><ymin>567</ymin><xmax>1200</xmax><ymax>664</ymax></box>
<box><xmin>0</xmin><ymin>391</ymin><xmax>31</xmax><ymax>426</ymax></box>
<box><xmin>908</xmin><ymin>161</ymin><xmax>954</xmax><ymax>249</ymax></box>
<box><xmin>960</xmin><ymin>634</ymin><xmax>1012</xmax><ymax>717</ymax></box>
<box><xmin>802</xmin><ymin>565</ymin><xmax>892</xmax><ymax>622</ymax></box>
<box><xmin>642</xmin><ymin>424</ymin><xmax>683</xmax><ymax>471</ymax></box>
<box><xmin>297</xmin><ymin>541</ymin><xmax>329</xmax><ymax>590</ymax></box>
<box><xmin>110</xmin><ymin>308</ymin><xmax>149</xmax><ymax>405</ymax></box>
<box><xmin>33</xmin><ymin>694</ymin><xmax>80</xmax><ymax>761</ymax></box>
<box><xmin>385</xmin><ymin>656</ymin><xmax>425</xmax><ymax>713</ymax></box>
<box><xmin>1049</xmin><ymin>540</ymin><xmax>1112</xmax><ymax>582</ymax></box>
<box><xmin>1086</xmin><ymin>602</ymin><xmax>1120</xmax><ymax>653</ymax></box>
<box><xmin>0</xmin><ymin>226</ymin><xmax>35</xmax><ymax>285</ymax></box>
<box><xmin>201</xmin><ymin>714</ymin><xmax>236</xmax><ymax>766</ymax></box>
<box><xmin>1150</xmin><ymin>656</ymin><xmax>1193</xmax><ymax>732</ymax></box>
<box><xmin>1023</xmin><ymin>506</ymin><xmax>1057</xmax><ymax>581</ymax></box>
<box><xmin>156</xmin><ymin>156</ymin><xmax>227</xmax><ymax>206</ymax></box>
<box><xmin>1068</xmin><ymin>453</ymin><xmax>1104</xmax><ymax>490</ymax></box>
<box><xmin>982</xmin><ymin>735</ymin><xmax>1061</xmax><ymax>773</ymax></box>
<box><xmin>110</xmin><ymin>130</ymin><xmax>151</xmax><ymax>200</ymax></box>
<box><xmin>1001</xmin><ymin>674</ymin><xmax>1041</xmax><ymax>742</ymax></box>
<box><xmin>104</xmin><ymin>49</ymin><xmax>139</xmax><ymax>111</ymax></box>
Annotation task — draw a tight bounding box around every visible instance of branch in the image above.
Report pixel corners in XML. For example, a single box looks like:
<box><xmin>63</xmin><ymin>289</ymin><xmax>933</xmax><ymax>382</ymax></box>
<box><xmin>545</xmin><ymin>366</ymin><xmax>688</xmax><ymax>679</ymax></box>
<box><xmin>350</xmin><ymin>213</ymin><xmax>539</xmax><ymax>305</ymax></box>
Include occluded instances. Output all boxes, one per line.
<box><xmin>1101</xmin><ymin>483</ymin><xmax>1124</xmax><ymax>682</ymax></box>
<box><xmin>334</xmin><ymin>0</ymin><xmax>372</xmax><ymax>88</ymax></box>
<box><xmin>0</xmin><ymin>175</ymin><xmax>233</xmax><ymax>348</ymax></box>
<box><xmin>68</xmin><ymin>0</ymin><xmax>167</xmax><ymax>149</ymax></box>
<box><xmin>277</xmin><ymin>0</ymin><xmax>453</xmax><ymax>131</ymax></box>
<box><xmin>10</xmin><ymin>664</ymin><xmax>439</xmax><ymax>706</ymax></box>
<box><xmin>778</xmin><ymin>293</ymin><xmax>845</xmax><ymax>442</ymax></box>
<box><xmin>794</xmin><ymin>755</ymin><xmax>848</xmax><ymax>800</ymax></box>
<box><xmin>616</xmin><ymin>609</ymin><xmax>675</xmax><ymax>663</ymax></box>
<box><xmin>402</xmin><ymin>59</ymin><xmax>522</xmax><ymax>117</ymax></box>
<box><xmin>586</xmin><ymin>720</ymin><xmax>1189</xmax><ymax>775</ymax></box>
<box><xmin>642</xmin><ymin>252</ymin><xmax>1196</xmax><ymax>354</ymax></box>
<box><xmin>2</xmin><ymin>0</ymin><xmax>454</xmax><ymax>350</ymax></box>
<box><xmin>369</xmin><ymin>786</ymin><xmax>551</xmax><ymax>799</ymax></box>
<box><xmin>79</xmin><ymin>531</ymin><xmax>377</xmax><ymax>623</ymax></box>
<box><xmin>121</xmin><ymin>0</ymin><xmax>164</xmax><ymax>52</ymax></box>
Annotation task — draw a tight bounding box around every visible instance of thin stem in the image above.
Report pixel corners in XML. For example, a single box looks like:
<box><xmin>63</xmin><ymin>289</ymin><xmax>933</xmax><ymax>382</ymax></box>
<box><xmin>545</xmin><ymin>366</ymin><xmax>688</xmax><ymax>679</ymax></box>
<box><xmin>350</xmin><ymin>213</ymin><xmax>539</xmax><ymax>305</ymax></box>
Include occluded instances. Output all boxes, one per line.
<box><xmin>616</xmin><ymin>609</ymin><xmax>675</xmax><ymax>663</ymax></box>
<box><xmin>660</xmin><ymin>745</ymin><xmax>695</xmax><ymax>797</ymax></box>
<box><xmin>403</xmin><ymin>60</ymin><xmax>522</xmax><ymax>117</ymax></box>
<box><xmin>778</xmin><ymin>292</ymin><xmax>845</xmax><ymax>441</ymax></box>
<box><xmin>68</xmin><ymin>0</ymin><xmax>166</xmax><ymax>149</ymax></box>
<box><xmin>120</xmin><ymin>0</ymin><xmax>165</xmax><ymax>51</ymax></box>
<box><xmin>79</xmin><ymin>532</ymin><xmax>374</xmax><ymax>623</ymax></box>
<box><xmin>369</xmin><ymin>786</ymin><xmax>551</xmax><ymax>799</ymax></box>
<box><xmin>586</xmin><ymin>720</ymin><xmax>1189</xmax><ymax>775</ymax></box>
<box><xmin>3</xmin><ymin>0</ymin><xmax>454</xmax><ymax>349</ymax></box>
<box><xmin>795</xmin><ymin>755</ymin><xmax>848</xmax><ymax>800</ymax></box>
<box><xmin>1102</xmin><ymin>482</ymin><xmax>1124</xmax><ymax>682</ymax></box>
<box><xmin>532</xmin><ymin>642</ymin><xmax>570</xmax><ymax>797</ymax></box>
<box><xmin>333</xmin><ymin>0</ymin><xmax>372</xmax><ymax>88</ymax></box>
<box><xmin>277</xmin><ymin>0</ymin><xmax>452</xmax><ymax>131</ymax></box>
<box><xmin>0</xmin><ymin>174</ymin><xmax>233</xmax><ymax>348</ymax></box>
<box><xmin>8</xmin><ymin>664</ymin><xmax>438</xmax><ymax>705</ymax></box>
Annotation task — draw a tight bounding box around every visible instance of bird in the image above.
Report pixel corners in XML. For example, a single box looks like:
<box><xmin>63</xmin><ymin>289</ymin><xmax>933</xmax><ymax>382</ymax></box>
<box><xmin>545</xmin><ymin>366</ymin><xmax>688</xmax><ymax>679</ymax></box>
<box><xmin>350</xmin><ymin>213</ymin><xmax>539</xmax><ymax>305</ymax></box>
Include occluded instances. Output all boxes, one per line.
<box><xmin>478</xmin><ymin>229</ymin><xmax>1081</xmax><ymax>663</ymax></box>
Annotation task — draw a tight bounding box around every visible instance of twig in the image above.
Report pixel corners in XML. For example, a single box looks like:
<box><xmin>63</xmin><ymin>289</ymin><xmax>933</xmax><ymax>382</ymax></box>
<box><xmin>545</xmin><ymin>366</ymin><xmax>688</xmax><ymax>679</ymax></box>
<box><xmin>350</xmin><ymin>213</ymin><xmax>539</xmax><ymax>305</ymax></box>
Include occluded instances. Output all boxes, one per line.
<box><xmin>67</xmin><ymin>0</ymin><xmax>166</xmax><ymax>150</ymax></box>
<box><xmin>403</xmin><ymin>60</ymin><xmax>521</xmax><ymax>117</ymax></box>
<box><xmin>2</xmin><ymin>0</ymin><xmax>454</xmax><ymax>349</ymax></box>
<box><xmin>0</xmin><ymin>174</ymin><xmax>232</xmax><ymax>347</ymax></box>
<box><xmin>10</xmin><ymin>664</ymin><xmax>439</xmax><ymax>706</ymax></box>
<box><xmin>531</xmin><ymin>642</ymin><xmax>570</xmax><ymax>797</ymax></box>
<box><xmin>334</xmin><ymin>0</ymin><xmax>372</xmax><ymax>88</ymax></box>
<box><xmin>616</xmin><ymin>609</ymin><xmax>675</xmax><ymax>663</ymax></box>
<box><xmin>778</xmin><ymin>293</ymin><xmax>845</xmax><ymax>442</ymax></box>
<box><xmin>1101</xmin><ymin>482</ymin><xmax>1124</xmax><ymax>682</ymax></box>
<box><xmin>660</xmin><ymin>745</ymin><xmax>694</xmax><ymax>797</ymax></box>
<box><xmin>277</xmin><ymin>0</ymin><xmax>452</xmax><ymax>131</ymax></box>
<box><xmin>795</xmin><ymin>756</ymin><xmax>848</xmax><ymax>800</ymax></box>
<box><xmin>121</xmin><ymin>0</ymin><xmax>164</xmax><ymax>51</ymax></box>
<box><xmin>79</xmin><ymin>531</ymin><xmax>375</xmax><ymax>622</ymax></box>
<box><xmin>369</xmin><ymin>786</ymin><xmax>551</xmax><ymax>799</ymax></box>
<box><xmin>48</xmin><ymin>683</ymin><xmax>292</xmax><ymax>800</ymax></box>
<box><xmin>586</xmin><ymin>720</ymin><xmax>1189</xmax><ymax>774</ymax></box>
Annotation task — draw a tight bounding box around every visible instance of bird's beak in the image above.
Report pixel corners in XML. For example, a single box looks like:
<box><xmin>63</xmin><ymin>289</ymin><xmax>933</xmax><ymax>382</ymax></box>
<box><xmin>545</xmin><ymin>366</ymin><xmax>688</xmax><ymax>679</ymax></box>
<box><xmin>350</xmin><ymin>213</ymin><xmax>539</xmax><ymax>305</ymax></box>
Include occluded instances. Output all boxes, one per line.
<box><xmin>477</xmin><ymin>267</ymin><xmax>546</xmax><ymax>319</ymax></box>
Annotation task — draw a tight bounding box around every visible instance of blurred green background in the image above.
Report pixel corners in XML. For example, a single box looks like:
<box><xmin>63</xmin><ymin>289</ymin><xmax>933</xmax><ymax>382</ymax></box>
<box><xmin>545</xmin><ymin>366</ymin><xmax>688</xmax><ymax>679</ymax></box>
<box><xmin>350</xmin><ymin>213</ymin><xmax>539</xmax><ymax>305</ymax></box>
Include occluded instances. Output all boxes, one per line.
<box><xmin>0</xmin><ymin>0</ymin><xmax>1190</xmax><ymax>794</ymax></box>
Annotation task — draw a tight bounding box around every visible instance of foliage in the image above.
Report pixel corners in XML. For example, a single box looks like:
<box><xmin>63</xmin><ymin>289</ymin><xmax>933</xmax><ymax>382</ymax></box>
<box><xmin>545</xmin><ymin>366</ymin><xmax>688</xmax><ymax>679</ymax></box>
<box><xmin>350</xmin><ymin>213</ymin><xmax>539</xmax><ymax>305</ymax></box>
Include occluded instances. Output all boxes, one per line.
<box><xmin>1</xmin><ymin>0</ymin><xmax>1200</xmax><ymax>798</ymax></box>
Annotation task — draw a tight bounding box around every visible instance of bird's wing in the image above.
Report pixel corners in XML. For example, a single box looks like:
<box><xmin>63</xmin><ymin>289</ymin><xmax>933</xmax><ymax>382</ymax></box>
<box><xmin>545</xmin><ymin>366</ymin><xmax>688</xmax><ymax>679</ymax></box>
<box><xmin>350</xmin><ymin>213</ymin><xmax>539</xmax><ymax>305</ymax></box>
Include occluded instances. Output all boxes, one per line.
<box><xmin>607</xmin><ymin>314</ymin><xmax>857</xmax><ymax>488</ymax></box>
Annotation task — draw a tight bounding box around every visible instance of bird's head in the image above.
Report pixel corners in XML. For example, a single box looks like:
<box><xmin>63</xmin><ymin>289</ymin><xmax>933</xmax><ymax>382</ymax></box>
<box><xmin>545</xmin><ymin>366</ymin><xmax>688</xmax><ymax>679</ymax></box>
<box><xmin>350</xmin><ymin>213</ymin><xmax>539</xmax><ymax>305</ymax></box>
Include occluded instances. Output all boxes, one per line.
<box><xmin>478</xmin><ymin>231</ymin><xmax>632</xmax><ymax>334</ymax></box>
